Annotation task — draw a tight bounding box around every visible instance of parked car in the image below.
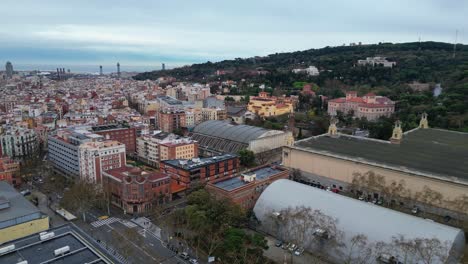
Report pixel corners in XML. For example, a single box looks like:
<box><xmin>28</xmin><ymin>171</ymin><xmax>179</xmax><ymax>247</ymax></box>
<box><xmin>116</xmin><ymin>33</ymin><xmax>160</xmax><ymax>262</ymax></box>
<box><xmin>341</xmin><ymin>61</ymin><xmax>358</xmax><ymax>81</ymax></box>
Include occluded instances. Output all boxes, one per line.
<box><xmin>326</xmin><ymin>187</ymin><xmax>332</xmax><ymax>192</ymax></box>
<box><xmin>411</xmin><ymin>206</ymin><xmax>419</xmax><ymax>214</ymax></box>
<box><xmin>189</xmin><ymin>259</ymin><xmax>198</xmax><ymax>264</ymax></box>
<box><xmin>288</xmin><ymin>243</ymin><xmax>298</xmax><ymax>252</ymax></box>
<box><xmin>281</xmin><ymin>242</ymin><xmax>290</xmax><ymax>250</ymax></box>
<box><xmin>377</xmin><ymin>198</ymin><xmax>384</xmax><ymax>205</ymax></box>
<box><xmin>377</xmin><ymin>253</ymin><xmax>403</xmax><ymax>264</ymax></box>
<box><xmin>179</xmin><ymin>252</ymin><xmax>190</xmax><ymax>260</ymax></box>
<box><xmin>20</xmin><ymin>189</ymin><xmax>31</xmax><ymax>196</ymax></box>
<box><xmin>275</xmin><ymin>240</ymin><xmax>283</xmax><ymax>247</ymax></box>
<box><xmin>372</xmin><ymin>198</ymin><xmax>378</xmax><ymax>204</ymax></box>
<box><xmin>294</xmin><ymin>247</ymin><xmax>304</xmax><ymax>256</ymax></box>
<box><xmin>358</xmin><ymin>195</ymin><xmax>365</xmax><ymax>201</ymax></box>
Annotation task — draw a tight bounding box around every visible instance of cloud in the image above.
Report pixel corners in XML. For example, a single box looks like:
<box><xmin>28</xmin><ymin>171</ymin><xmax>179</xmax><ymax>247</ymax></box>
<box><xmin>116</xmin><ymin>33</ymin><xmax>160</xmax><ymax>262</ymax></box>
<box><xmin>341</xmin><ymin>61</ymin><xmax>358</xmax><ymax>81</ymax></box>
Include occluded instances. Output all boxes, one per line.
<box><xmin>0</xmin><ymin>0</ymin><xmax>466</xmax><ymax>66</ymax></box>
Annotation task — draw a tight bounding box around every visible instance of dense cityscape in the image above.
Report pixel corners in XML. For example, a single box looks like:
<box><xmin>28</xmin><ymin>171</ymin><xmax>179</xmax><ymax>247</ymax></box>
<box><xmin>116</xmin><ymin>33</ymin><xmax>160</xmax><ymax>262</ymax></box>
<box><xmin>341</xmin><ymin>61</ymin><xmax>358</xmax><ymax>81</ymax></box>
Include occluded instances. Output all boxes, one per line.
<box><xmin>1</xmin><ymin>1</ymin><xmax>468</xmax><ymax>264</ymax></box>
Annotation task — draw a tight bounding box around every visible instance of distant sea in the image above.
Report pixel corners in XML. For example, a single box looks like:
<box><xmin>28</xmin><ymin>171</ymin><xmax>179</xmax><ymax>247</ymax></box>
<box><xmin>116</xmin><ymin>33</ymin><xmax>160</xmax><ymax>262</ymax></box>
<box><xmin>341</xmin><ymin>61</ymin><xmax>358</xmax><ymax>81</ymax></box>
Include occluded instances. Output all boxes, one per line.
<box><xmin>13</xmin><ymin>64</ymin><xmax>167</xmax><ymax>74</ymax></box>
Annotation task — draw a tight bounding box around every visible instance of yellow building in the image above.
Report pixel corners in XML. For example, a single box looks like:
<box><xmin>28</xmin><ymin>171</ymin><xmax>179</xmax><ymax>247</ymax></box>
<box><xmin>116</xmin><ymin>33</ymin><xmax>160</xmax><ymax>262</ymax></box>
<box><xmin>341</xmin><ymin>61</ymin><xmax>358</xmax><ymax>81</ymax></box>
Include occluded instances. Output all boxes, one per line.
<box><xmin>159</xmin><ymin>139</ymin><xmax>199</xmax><ymax>161</ymax></box>
<box><xmin>247</xmin><ymin>92</ymin><xmax>293</xmax><ymax>117</ymax></box>
<box><xmin>282</xmin><ymin>116</ymin><xmax>468</xmax><ymax>219</ymax></box>
<box><xmin>0</xmin><ymin>182</ymin><xmax>49</xmax><ymax>244</ymax></box>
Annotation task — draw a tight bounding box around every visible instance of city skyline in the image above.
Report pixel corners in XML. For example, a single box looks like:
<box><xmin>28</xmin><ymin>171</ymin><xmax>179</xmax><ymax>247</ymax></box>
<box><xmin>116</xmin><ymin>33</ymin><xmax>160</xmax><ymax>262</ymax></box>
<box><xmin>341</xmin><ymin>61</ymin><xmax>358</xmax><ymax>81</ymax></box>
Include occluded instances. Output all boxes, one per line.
<box><xmin>1</xmin><ymin>0</ymin><xmax>467</xmax><ymax>68</ymax></box>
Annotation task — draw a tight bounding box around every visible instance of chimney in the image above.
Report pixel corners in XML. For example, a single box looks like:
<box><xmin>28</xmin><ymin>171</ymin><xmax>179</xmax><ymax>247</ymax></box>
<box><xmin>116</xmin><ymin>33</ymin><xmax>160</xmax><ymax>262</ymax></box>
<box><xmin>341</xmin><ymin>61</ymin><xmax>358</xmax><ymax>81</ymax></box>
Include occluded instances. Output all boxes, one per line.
<box><xmin>390</xmin><ymin>120</ymin><xmax>403</xmax><ymax>144</ymax></box>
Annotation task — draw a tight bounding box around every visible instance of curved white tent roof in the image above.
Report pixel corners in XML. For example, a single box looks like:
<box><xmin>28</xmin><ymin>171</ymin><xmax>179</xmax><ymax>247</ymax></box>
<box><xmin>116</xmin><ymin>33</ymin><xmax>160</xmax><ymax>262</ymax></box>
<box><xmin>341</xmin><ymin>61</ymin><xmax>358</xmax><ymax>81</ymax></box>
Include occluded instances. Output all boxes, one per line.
<box><xmin>253</xmin><ymin>179</ymin><xmax>465</xmax><ymax>264</ymax></box>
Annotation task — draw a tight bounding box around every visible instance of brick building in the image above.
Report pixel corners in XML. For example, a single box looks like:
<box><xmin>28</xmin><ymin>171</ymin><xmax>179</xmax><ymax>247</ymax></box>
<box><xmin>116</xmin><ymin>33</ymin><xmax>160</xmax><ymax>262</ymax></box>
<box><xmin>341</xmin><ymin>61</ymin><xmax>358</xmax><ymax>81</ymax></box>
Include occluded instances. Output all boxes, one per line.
<box><xmin>103</xmin><ymin>167</ymin><xmax>171</xmax><ymax>214</ymax></box>
<box><xmin>0</xmin><ymin>156</ymin><xmax>21</xmax><ymax>186</ymax></box>
<box><xmin>160</xmin><ymin>154</ymin><xmax>240</xmax><ymax>193</ymax></box>
<box><xmin>206</xmin><ymin>165</ymin><xmax>289</xmax><ymax>209</ymax></box>
<box><xmin>91</xmin><ymin>124</ymin><xmax>137</xmax><ymax>154</ymax></box>
<box><xmin>158</xmin><ymin>110</ymin><xmax>186</xmax><ymax>133</ymax></box>
<box><xmin>79</xmin><ymin>140</ymin><xmax>126</xmax><ymax>184</ymax></box>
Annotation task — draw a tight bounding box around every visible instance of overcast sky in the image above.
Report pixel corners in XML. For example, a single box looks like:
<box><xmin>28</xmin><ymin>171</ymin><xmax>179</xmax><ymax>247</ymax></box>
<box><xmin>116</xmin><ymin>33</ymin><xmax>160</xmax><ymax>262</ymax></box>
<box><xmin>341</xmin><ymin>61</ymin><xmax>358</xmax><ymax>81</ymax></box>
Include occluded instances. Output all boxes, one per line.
<box><xmin>1</xmin><ymin>0</ymin><xmax>467</xmax><ymax>68</ymax></box>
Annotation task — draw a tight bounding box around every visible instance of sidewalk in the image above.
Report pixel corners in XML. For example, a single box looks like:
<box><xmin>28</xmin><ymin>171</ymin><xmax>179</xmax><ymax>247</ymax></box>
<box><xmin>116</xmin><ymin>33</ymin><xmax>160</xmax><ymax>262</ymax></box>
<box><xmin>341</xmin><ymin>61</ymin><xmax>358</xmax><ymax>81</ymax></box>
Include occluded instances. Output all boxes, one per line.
<box><xmin>32</xmin><ymin>190</ymin><xmax>66</xmax><ymax>227</ymax></box>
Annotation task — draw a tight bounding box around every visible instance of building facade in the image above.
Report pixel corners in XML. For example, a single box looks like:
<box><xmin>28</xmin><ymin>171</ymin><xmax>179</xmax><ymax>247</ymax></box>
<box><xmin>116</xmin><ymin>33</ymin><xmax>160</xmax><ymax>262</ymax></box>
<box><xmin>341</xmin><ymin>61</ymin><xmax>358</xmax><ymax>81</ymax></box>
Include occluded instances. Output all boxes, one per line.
<box><xmin>160</xmin><ymin>154</ymin><xmax>240</xmax><ymax>191</ymax></box>
<box><xmin>48</xmin><ymin>129</ymin><xmax>103</xmax><ymax>178</ymax></box>
<box><xmin>0</xmin><ymin>156</ymin><xmax>21</xmax><ymax>186</ymax></box>
<box><xmin>282</xmin><ymin>118</ymin><xmax>468</xmax><ymax>219</ymax></box>
<box><xmin>247</xmin><ymin>92</ymin><xmax>294</xmax><ymax>117</ymax></box>
<box><xmin>91</xmin><ymin>124</ymin><xmax>137</xmax><ymax>154</ymax></box>
<box><xmin>159</xmin><ymin>139</ymin><xmax>199</xmax><ymax>162</ymax></box>
<box><xmin>327</xmin><ymin>91</ymin><xmax>395</xmax><ymax>121</ymax></box>
<box><xmin>158</xmin><ymin>110</ymin><xmax>186</xmax><ymax>133</ymax></box>
<box><xmin>206</xmin><ymin>165</ymin><xmax>289</xmax><ymax>209</ymax></box>
<box><xmin>357</xmin><ymin>57</ymin><xmax>396</xmax><ymax>68</ymax></box>
<box><xmin>103</xmin><ymin>167</ymin><xmax>171</xmax><ymax>214</ymax></box>
<box><xmin>0</xmin><ymin>126</ymin><xmax>38</xmax><ymax>159</ymax></box>
<box><xmin>79</xmin><ymin>141</ymin><xmax>126</xmax><ymax>184</ymax></box>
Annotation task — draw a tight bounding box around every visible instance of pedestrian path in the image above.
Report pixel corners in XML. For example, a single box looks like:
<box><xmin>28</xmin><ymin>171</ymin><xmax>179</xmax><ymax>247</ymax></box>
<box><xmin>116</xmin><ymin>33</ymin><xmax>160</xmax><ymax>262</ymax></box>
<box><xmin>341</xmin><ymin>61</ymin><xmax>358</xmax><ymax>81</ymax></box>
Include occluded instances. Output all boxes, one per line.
<box><xmin>90</xmin><ymin>217</ymin><xmax>120</xmax><ymax>227</ymax></box>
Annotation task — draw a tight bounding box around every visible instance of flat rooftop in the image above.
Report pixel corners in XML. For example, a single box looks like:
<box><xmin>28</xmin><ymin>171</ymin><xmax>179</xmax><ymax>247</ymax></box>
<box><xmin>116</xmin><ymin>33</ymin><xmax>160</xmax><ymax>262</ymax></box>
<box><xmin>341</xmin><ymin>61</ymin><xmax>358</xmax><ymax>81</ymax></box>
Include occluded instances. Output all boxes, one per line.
<box><xmin>214</xmin><ymin>166</ymin><xmax>285</xmax><ymax>191</ymax></box>
<box><xmin>294</xmin><ymin>128</ymin><xmax>468</xmax><ymax>181</ymax></box>
<box><xmin>163</xmin><ymin>154</ymin><xmax>237</xmax><ymax>170</ymax></box>
<box><xmin>0</xmin><ymin>225</ymin><xmax>113</xmax><ymax>264</ymax></box>
<box><xmin>91</xmin><ymin>124</ymin><xmax>130</xmax><ymax>132</ymax></box>
<box><xmin>0</xmin><ymin>182</ymin><xmax>41</xmax><ymax>224</ymax></box>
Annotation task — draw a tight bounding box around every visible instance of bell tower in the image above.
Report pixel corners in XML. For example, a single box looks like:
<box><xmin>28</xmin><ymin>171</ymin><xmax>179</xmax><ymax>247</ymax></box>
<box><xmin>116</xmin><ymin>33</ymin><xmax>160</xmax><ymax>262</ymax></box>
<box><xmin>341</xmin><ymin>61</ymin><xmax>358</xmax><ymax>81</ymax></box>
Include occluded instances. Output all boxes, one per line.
<box><xmin>390</xmin><ymin>120</ymin><xmax>403</xmax><ymax>144</ymax></box>
<box><xmin>328</xmin><ymin>117</ymin><xmax>338</xmax><ymax>137</ymax></box>
<box><xmin>419</xmin><ymin>112</ymin><xmax>429</xmax><ymax>129</ymax></box>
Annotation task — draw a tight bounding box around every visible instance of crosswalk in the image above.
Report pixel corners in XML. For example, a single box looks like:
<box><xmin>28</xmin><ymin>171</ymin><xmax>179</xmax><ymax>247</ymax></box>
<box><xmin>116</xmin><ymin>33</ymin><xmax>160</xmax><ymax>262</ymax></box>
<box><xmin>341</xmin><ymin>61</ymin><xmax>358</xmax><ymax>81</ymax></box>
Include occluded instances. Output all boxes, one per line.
<box><xmin>120</xmin><ymin>220</ymin><xmax>138</xmax><ymax>228</ymax></box>
<box><xmin>90</xmin><ymin>217</ymin><xmax>120</xmax><ymax>227</ymax></box>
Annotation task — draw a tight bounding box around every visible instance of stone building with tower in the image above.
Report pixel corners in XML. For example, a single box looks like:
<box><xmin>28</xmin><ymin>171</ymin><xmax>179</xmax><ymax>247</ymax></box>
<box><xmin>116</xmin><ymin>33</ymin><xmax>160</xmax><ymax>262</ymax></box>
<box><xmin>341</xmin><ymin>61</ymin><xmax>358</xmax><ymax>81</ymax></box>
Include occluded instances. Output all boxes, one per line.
<box><xmin>282</xmin><ymin>114</ymin><xmax>468</xmax><ymax>219</ymax></box>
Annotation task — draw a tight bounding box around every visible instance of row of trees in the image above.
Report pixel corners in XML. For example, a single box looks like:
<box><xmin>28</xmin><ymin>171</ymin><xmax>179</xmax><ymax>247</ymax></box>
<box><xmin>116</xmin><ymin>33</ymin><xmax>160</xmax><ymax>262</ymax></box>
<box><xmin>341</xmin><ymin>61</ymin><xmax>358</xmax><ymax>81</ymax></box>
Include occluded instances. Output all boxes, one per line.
<box><xmin>350</xmin><ymin>171</ymin><xmax>468</xmax><ymax>228</ymax></box>
<box><xmin>164</xmin><ymin>189</ymin><xmax>271</xmax><ymax>264</ymax></box>
<box><xmin>264</xmin><ymin>206</ymin><xmax>455</xmax><ymax>264</ymax></box>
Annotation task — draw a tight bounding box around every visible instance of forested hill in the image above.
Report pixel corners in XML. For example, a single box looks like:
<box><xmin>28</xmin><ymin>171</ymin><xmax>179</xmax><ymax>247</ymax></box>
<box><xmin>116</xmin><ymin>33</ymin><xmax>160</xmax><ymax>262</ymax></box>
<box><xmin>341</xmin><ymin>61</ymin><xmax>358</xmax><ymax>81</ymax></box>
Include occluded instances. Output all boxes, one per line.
<box><xmin>135</xmin><ymin>41</ymin><xmax>468</xmax><ymax>133</ymax></box>
<box><xmin>134</xmin><ymin>41</ymin><xmax>468</xmax><ymax>87</ymax></box>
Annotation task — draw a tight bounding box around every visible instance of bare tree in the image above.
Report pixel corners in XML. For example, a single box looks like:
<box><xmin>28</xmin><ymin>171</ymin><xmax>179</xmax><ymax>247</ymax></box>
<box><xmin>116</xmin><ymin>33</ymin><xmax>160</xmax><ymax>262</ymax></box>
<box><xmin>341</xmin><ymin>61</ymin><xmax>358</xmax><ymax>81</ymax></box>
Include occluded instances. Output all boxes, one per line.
<box><xmin>414</xmin><ymin>186</ymin><xmax>444</xmax><ymax>207</ymax></box>
<box><xmin>343</xmin><ymin>234</ymin><xmax>374</xmax><ymax>264</ymax></box>
<box><xmin>391</xmin><ymin>235</ymin><xmax>451</xmax><ymax>264</ymax></box>
<box><xmin>450</xmin><ymin>195</ymin><xmax>468</xmax><ymax>228</ymax></box>
<box><xmin>60</xmin><ymin>179</ymin><xmax>99</xmax><ymax>222</ymax></box>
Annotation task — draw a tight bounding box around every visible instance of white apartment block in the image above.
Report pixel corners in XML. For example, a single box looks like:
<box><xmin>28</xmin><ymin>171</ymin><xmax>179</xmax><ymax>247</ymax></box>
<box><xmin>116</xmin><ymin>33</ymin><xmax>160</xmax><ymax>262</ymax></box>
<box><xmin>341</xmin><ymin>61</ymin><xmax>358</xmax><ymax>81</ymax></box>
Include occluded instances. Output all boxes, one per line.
<box><xmin>357</xmin><ymin>57</ymin><xmax>396</xmax><ymax>68</ymax></box>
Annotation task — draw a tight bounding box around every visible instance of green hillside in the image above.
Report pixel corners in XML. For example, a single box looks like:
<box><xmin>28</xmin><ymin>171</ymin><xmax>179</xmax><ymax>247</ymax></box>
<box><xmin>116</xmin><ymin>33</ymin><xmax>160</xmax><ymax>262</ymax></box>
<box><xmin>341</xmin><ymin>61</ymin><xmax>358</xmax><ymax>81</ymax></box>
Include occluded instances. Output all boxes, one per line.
<box><xmin>135</xmin><ymin>41</ymin><xmax>468</xmax><ymax>134</ymax></box>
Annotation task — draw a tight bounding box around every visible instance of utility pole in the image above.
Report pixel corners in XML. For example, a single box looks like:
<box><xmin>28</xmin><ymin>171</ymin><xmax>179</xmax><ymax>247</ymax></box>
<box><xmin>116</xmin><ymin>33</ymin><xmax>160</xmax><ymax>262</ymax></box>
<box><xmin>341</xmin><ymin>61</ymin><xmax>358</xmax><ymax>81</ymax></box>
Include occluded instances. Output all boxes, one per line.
<box><xmin>452</xmin><ymin>30</ymin><xmax>458</xmax><ymax>58</ymax></box>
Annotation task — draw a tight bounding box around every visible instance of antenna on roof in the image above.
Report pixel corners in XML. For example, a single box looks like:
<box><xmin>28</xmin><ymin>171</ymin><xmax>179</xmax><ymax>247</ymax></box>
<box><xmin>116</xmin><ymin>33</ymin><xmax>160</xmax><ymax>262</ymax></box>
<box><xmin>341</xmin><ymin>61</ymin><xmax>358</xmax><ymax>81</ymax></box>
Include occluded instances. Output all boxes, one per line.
<box><xmin>452</xmin><ymin>29</ymin><xmax>458</xmax><ymax>58</ymax></box>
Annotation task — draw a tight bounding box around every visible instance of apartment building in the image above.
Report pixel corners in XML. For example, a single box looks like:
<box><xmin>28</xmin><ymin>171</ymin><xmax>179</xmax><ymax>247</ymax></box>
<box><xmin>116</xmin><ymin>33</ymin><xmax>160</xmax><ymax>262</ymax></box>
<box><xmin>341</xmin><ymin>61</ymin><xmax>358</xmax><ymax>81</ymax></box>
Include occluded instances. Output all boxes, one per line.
<box><xmin>0</xmin><ymin>126</ymin><xmax>38</xmax><ymax>159</ymax></box>
<box><xmin>91</xmin><ymin>124</ymin><xmax>137</xmax><ymax>154</ymax></box>
<box><xmin>79</xmin><ymin>140</ymin><xmax>126</xmax><ymax>184</ymax></box>
<box><xmin>48</xmin><ymin>129</ymin><xmax>103</xmax><ymax>178</ymax></box>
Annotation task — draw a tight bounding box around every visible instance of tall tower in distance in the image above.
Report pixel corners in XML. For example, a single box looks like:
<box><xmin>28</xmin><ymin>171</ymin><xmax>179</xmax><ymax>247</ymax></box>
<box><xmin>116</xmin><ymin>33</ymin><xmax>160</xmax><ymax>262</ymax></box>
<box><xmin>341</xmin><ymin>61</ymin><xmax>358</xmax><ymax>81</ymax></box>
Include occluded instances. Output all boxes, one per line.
<box><xmin>117</xmin><ymin>62</ymin><xmax>121</xmax><ymax>78</ymax></box>
<box><xmin>162</xmin><ymin>63</ymin><xmax>166</xmax><ymax>71</ymax></box>
<box><xmin>99</xmin><ymin>65</ymin><xmax>103</xmax><ymax>75</ymax></box>
<box><xmin>5</xmin><ymin>61</ymin><xmax>13</xmax><ymax>79</ymax></box>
